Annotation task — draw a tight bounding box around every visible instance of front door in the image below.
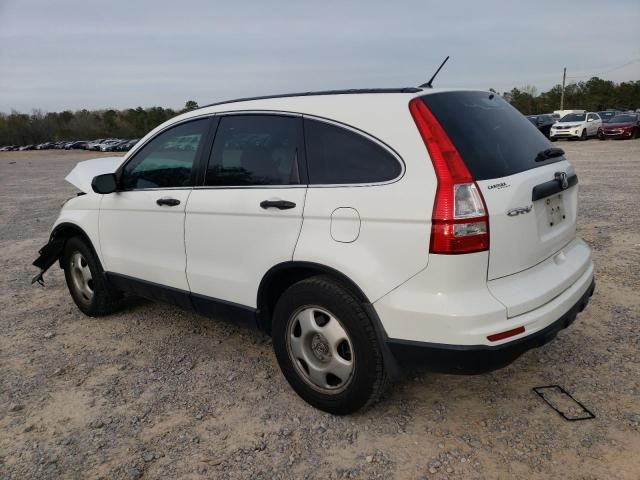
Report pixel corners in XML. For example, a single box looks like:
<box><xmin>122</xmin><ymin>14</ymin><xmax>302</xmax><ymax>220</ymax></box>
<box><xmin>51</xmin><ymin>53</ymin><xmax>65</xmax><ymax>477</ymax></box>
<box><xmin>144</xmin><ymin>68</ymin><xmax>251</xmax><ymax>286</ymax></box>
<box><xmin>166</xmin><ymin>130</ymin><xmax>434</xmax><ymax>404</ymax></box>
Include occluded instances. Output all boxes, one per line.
<box><xmin>99</xmin><ymin>117</ymin><xmax>211</xmax><ymax>291</ymax></box>
<box><xmin>185</xmin><ymin>113</ymin><xmax>306</xmax><ymax>309</ymax></box>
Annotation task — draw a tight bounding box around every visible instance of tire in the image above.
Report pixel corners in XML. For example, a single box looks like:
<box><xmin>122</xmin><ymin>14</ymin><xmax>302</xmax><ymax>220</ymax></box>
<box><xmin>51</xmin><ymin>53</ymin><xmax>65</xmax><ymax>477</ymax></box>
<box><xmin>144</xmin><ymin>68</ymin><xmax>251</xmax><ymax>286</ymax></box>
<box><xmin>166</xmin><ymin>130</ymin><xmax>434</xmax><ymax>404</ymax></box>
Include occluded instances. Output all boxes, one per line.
<box><xmin>272</xmin><ymin>276</ymin><xmax>388</xmax><ymax>414</ymax></box>
<box><xmin>580</xmin><ymin>129</ymin><xmax>587</xmax><ymax>141</ymax></box>
<box><xmin>550</xmin><ymin>137</ymin><xmax>557</xmax><ymax>142</ymax></box>
<box><xmin>633</xmin><ymin>128</ymin><xmax>640</xmax><ymax>139</ymax></box>
<box><xmin>62</xmin><ymin>237</ymin><xmax>120</xmax><ymax>316</ymax></box>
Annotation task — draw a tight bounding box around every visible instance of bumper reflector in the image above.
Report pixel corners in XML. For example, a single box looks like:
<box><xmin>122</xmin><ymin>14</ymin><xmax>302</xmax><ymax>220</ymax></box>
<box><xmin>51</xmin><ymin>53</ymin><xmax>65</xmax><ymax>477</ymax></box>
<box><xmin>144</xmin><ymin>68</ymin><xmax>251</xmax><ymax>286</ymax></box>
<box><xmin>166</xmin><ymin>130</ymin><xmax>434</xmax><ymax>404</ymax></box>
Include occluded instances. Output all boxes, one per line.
<box><xmin>487</xmin><ymin>326</ymin><xmax>525</xmax><ymax>342</ymax></box>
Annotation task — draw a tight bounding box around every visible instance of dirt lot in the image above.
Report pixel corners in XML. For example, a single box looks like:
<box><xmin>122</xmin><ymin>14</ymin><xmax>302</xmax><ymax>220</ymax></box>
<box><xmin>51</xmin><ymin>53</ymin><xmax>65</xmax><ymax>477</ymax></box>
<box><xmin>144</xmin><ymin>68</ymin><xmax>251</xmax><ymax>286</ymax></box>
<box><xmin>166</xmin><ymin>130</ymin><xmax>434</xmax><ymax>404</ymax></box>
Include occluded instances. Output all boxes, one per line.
<box><xmin>0</xmin><ymin>141</ymin><xmax>639</xmax><ymax>480</ymax></box>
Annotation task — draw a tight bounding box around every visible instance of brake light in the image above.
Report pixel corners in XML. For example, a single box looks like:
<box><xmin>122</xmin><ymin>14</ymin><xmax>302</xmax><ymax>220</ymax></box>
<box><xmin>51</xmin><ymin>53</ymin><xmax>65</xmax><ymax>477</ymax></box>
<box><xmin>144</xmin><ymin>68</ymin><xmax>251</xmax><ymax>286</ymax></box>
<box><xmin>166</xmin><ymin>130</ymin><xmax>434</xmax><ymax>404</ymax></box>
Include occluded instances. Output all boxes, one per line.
<box><xmin>409</xmin><ymin>98</ymin><xmax>489</xmax><ymax>254</ymax></box>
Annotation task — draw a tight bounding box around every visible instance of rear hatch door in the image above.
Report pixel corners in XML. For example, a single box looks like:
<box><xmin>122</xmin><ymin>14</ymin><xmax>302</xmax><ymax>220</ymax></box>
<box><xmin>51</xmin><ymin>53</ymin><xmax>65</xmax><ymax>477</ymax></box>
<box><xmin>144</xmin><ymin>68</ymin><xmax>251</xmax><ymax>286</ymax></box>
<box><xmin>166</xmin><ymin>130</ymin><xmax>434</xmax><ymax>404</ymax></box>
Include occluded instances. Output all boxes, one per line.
<box><xmin>421</xmin><ymin>91</ymin><xmax>580</xmax><ymax>298</ymax></box>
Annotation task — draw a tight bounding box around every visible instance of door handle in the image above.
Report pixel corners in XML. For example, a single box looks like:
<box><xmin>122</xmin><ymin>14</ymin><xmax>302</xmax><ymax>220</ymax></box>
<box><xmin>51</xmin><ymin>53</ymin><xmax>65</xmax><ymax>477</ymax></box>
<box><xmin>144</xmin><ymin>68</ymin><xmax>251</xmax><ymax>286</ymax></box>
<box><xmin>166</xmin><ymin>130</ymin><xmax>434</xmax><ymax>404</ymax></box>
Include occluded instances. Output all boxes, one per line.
<box><xmin>260</xmin><ymin>199</ymin><xmax>296</xmax><ymax>210</ymax></box>
<box><xmin>156</xmin><ymin>197</ymin><xmax>181</xmax><ymax>207</ymax></box>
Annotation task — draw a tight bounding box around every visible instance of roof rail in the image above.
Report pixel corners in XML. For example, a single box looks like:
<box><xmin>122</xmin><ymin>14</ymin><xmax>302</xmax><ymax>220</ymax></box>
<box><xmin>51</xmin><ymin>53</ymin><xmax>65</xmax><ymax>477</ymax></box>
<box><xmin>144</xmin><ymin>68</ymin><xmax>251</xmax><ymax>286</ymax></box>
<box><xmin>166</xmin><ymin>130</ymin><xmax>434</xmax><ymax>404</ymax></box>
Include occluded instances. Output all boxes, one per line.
<box><xmin>198</xmin><ymin>87</ymin><xmax>423</xmax><ymax>110</ymax></box>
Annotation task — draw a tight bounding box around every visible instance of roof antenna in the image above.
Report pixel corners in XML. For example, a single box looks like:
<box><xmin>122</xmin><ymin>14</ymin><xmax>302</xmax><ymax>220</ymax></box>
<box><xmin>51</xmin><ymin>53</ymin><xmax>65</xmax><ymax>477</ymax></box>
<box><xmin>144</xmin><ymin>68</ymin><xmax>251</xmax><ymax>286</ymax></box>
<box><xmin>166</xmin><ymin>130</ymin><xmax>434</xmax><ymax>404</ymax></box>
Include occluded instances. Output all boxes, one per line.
<box><xmin>419</xmin><ymin>56</ymin><xmax>450</xmax><ymax>88</ymax></box>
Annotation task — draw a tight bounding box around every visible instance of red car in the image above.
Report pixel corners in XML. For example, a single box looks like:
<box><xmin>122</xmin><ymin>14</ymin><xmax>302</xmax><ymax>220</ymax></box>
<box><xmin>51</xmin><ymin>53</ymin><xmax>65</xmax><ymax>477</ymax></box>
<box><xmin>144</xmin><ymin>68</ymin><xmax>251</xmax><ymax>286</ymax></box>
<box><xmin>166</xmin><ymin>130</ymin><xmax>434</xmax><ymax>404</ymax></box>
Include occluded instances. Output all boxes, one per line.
<box><xmin>598</xmin><ymin>114</ymin><xmax>640</xmax><ymax>140</ymax></box>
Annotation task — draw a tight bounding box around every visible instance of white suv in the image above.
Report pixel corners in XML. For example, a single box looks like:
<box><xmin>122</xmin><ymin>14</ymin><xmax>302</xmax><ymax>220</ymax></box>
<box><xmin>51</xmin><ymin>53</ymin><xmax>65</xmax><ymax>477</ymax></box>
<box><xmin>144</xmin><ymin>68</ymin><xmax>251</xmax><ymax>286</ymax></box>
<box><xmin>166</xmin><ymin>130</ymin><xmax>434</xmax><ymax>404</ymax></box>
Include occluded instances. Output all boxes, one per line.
<box><xmin>33</xmin><ymin>88</ymin><xmax>595</xmax><ymax>414</ymax></box>
<box><xmin>550</xmin><ymin>112</ymin><xmax>602</xmax><ymax>140</ymax></box>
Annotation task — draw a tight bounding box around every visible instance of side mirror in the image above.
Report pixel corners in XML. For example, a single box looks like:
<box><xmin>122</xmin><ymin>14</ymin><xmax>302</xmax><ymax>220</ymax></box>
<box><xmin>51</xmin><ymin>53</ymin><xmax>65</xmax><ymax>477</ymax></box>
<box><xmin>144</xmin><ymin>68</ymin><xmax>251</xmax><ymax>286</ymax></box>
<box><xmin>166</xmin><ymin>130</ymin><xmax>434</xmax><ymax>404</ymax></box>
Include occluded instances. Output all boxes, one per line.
<box><xmin>587</xmin><ymin>118</ymin><xmax>593</xmax><ymax>122</ymax></box>
<box><xmin>91</xmin><ymin>173</ymin><xmax>118</xmax><ymax>194</ymax></box>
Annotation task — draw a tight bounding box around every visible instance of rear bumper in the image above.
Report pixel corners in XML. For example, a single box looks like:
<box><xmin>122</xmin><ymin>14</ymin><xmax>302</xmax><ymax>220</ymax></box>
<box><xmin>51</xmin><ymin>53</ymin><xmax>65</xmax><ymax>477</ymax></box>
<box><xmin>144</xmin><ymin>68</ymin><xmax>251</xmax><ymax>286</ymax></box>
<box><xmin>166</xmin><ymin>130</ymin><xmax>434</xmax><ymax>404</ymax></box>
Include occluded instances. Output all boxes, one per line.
<box><xmin>387</xmin><ymin>279</ymin><xmax>595</xmax><ymax>373</ymax></box>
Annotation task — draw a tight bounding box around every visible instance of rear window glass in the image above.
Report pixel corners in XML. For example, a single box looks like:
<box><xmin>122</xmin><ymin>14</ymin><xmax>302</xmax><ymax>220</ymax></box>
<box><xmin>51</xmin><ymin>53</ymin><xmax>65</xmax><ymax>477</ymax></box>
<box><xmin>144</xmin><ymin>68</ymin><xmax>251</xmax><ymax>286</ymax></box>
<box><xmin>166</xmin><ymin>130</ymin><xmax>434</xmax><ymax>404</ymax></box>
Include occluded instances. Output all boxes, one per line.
<box><xmin>421</xmin><ymin>91</ymin><xmax>559</xmax><ymax>180</ymax></box>
<box><xmin>304</xmin><ymin>119</ymin><xmax>402</xmax><ymax>184</ymax></box>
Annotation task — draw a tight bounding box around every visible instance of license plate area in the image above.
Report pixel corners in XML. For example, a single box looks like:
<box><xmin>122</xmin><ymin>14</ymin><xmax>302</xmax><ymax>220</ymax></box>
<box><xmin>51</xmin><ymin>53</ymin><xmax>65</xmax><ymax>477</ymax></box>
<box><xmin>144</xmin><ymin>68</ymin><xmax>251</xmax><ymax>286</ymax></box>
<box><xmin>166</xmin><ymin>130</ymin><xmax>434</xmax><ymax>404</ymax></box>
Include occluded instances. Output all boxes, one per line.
<box><xmin>545</xmin><ymin>194</ymin><xmax>565</xmax><ymax>227</ymax></box>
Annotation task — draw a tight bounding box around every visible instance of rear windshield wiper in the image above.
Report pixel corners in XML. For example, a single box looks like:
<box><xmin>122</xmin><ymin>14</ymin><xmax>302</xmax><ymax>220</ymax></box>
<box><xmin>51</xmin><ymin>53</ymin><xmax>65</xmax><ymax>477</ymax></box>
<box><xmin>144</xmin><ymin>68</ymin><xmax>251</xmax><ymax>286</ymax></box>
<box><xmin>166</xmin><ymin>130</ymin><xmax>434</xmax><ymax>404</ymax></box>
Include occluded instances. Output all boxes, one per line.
<box><xmin>535</xmin><ymin>147</ymin><xmax>565</xmax><ymax>162</ymax></box>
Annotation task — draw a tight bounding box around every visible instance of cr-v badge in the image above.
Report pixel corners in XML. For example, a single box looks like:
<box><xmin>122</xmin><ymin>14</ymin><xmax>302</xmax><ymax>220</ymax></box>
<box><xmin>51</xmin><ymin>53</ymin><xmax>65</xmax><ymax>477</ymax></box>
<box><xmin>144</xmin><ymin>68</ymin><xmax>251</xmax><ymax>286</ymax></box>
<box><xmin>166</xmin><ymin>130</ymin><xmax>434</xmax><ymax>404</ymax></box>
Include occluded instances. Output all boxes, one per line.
<box><xmin>507</xmin><ymin>205</ymin><xmax>533</xmax><ymax>217</ymax></box>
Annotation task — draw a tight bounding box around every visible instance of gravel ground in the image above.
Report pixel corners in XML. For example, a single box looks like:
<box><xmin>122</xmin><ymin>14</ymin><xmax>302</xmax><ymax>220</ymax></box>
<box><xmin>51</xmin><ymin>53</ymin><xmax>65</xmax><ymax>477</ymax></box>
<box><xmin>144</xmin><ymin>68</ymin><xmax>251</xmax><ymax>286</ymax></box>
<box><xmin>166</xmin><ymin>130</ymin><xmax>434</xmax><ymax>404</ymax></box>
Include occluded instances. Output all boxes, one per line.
<box><xmin>0</xmin><ymin>141</ymin><xmax>639</xmax><ymax>479</ymax></box>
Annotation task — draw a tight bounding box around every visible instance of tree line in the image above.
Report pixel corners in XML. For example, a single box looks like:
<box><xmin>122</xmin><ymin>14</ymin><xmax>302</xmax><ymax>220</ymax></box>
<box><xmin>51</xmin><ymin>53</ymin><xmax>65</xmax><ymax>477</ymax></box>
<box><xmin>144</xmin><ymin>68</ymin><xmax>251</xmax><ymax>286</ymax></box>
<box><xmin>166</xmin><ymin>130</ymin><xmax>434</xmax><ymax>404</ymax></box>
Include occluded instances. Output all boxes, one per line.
<box><xmin>2</xmin><ymin>77</ymin><xmax>639</xmax><ymax>145</ymax></box>
<box><xmin>0</xmin><ymin>100</ymin><xmax>199</xmax><ymax>146</ymax></box>
<box><xmin>501</xmin><ymin>77</ymin><xmax>640</xmax><ymax>115</ymax></box>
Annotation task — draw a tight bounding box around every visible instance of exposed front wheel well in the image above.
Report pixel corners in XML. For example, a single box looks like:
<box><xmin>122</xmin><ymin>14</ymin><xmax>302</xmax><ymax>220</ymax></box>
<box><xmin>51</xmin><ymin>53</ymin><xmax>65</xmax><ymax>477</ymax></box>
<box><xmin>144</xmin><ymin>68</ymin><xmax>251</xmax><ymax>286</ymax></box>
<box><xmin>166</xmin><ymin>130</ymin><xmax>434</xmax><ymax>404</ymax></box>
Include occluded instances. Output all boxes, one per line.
<box><xmin>51</xmin><ymin>223</ymin><xmax>101</xmax><ymax>269</ymax></box>
<box><xmin>256</xmin><ymin>262</ymin><xmax>370</xmax><ymax>334</ymax></box>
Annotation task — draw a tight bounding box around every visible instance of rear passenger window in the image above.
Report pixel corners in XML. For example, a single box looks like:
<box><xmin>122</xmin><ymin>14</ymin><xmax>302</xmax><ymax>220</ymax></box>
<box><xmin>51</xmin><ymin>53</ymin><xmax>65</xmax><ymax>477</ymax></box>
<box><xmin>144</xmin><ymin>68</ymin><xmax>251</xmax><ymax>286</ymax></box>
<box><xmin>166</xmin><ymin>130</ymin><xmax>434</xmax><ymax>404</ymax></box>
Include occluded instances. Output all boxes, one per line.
<box><xmin>206</xmin><ymin>115</ymin><xmax>301</xmax><ymax>186</ymax></box>
<box><xmin>304</xmin><ymin>119</ymin><xmax>402</xmax><ymax>185</ymax></box>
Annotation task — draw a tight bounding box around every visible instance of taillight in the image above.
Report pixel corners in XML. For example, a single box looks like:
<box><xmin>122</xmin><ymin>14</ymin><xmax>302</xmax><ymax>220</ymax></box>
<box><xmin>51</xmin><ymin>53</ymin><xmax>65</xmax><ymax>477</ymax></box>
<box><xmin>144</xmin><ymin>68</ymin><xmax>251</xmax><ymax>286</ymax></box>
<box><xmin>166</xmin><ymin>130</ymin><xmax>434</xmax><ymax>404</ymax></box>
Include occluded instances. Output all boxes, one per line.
<box><xmin>409</xmin><ymin>98</ymin><xmax>489</xmax><ymax>254</ymax></box>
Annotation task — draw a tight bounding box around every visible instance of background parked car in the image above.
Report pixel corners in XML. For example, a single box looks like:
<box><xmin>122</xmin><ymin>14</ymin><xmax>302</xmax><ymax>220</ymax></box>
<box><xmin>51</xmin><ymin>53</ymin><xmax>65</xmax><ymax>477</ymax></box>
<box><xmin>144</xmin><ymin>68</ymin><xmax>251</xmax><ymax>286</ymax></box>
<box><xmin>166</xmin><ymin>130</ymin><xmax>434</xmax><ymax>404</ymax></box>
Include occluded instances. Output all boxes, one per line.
<box><xmin>550</xmin><ymin>112</ymin><xmax>602</xmax><ymax>141</ymax></box>
<box><xmin>85</xmin><ymin>139</ymin><xmax>106</xmax><ymax>150</ymax></box>
<box><xmin>597</xmin><ymin>111</ymin><xmax>622</xmax><ymax>123</ymax></box>
<box><xmin>98</xmin><ymin>139</ymin><xmax>123</xmax><ymax>151</ymax></box>
<box><xmin>114</xmin><ymin>139</ymin><xmax>139</xmax><ymax>151</ymax></box>
<box><xmin>64</xmin><ymin>141</ymin><xmax>89</xmax><ymax>150</ymax></box>
<box><xmin>597</xmin><ymin>113</ymin><xmax>640</xmax><ymax>140</ymax></box>
<box><xmin>526</xmin><ymin>114</ymin><xmax>555</xmax><ymax>138</ymax></box>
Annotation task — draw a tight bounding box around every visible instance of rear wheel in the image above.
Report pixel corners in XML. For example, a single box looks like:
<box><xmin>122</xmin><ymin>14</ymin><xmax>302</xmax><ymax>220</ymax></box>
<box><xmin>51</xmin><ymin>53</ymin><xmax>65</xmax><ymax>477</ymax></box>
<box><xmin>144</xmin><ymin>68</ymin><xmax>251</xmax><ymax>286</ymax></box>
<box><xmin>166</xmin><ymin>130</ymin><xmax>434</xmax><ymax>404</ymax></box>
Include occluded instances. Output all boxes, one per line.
<box><xmin>63</xmin><ymin>237</ymin><xmax>120</xmax><ymax>316</ymax></box>
<box><xmin>272</xmin><ymin>276</ymin><xmax>387</xmax><ymax>414</ymax></box>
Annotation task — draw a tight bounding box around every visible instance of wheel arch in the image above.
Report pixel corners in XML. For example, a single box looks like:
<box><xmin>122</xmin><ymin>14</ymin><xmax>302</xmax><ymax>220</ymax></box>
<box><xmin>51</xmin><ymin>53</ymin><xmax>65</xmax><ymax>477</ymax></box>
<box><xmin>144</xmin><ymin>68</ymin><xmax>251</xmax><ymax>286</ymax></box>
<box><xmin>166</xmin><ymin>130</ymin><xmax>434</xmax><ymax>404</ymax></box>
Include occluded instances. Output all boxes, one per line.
<box><xmin>256</xmin><ymin>261</ymin><xmax>371</xmax><ymax>334</ymax></box>
<box><xmin>51</xmin><ymin>222</ymin><xmax>102</xmax><ymax>268</ymax></box>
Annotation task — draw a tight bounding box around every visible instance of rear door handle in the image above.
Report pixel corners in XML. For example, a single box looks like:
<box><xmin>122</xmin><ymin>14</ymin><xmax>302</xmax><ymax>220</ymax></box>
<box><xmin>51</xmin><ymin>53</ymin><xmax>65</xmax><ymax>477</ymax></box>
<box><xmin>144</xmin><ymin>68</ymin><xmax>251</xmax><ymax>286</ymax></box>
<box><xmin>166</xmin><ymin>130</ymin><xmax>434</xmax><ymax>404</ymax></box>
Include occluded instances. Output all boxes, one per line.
<box><xmin>156</xmin><ymin>197</ymin><xmax>181</xmax><ymax>207</ymax></box>
<box><xmin>260</xmin><ymin>199</ymin><xmax>296</xmax><ymax>210</ymax></box>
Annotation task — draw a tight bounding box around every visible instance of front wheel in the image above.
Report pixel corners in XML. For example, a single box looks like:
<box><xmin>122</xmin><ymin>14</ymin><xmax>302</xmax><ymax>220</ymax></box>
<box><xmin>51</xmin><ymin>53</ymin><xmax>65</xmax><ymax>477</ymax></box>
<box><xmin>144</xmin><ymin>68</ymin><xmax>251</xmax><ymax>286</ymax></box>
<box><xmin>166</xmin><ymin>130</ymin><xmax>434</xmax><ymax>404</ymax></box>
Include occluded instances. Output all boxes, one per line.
<box><xmin>63</xmin><ymin>237</ymin><xmax>121</xmax><ymax>316</ymax></box>
<box><xmin>580</xmin><ymin>129</ymin><xmax>587</xmax><ymax>141</ymax></box>
<box><xmin>272</xmin><ymin>276</ymin><xmax>388</xmax><ymax>414</ymax></box>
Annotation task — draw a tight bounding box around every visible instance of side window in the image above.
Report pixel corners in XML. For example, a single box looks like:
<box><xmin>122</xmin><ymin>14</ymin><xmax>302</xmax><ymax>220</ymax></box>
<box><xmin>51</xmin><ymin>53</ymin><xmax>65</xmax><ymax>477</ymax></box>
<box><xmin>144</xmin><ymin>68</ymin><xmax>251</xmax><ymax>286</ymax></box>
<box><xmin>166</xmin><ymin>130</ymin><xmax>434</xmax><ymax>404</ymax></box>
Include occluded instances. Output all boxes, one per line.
<box><xmin>588</xmin><ymin>113</ymin><xmax>597</xmax><ymax>121</ymax></box>
<box><xmin>206</xmin><ymin>115</ymin><xmax>301</xmax><ymax>186</ymax></box>
<box><xmin>120</xmin><ymin>118</ymin><xmax>209</xmax><ymax>190</ymax></box>
<box><xmin>304</xmin><ymin>119</ymin><xmax>402</xmax><ymax>185</ymax></box>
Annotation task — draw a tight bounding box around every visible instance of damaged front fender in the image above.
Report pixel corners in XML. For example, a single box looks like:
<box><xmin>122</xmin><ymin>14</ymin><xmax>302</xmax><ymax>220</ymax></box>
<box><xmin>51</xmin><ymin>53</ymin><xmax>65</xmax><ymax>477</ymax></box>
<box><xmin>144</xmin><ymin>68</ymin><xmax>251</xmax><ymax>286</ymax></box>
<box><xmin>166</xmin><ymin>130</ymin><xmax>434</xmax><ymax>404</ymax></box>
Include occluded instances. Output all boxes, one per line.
<box><xmin>31</xmin><ymin>235</ymin><xmax>66</xmax><ymax>286</ymax></box>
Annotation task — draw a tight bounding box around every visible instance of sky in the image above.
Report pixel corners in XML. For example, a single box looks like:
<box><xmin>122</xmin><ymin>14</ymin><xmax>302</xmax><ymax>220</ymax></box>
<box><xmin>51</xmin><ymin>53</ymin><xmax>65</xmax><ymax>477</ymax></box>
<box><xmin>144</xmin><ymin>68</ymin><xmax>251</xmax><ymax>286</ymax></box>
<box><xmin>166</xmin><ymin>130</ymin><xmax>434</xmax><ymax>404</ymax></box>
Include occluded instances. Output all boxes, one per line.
<box><xmin>1</xmin><ymin>0</ymin><xmax>639</xmax><ymax>113</ymax></box>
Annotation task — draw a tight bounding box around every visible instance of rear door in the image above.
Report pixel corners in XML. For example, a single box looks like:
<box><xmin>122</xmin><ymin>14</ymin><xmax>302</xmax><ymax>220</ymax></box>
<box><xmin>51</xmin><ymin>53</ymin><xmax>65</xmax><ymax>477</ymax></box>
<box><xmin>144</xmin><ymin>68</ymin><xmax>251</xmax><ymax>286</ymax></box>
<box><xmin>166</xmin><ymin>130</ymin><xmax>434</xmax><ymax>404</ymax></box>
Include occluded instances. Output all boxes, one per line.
<box><xmin>421</xmin><ymin>91</ymin><xmax>577</xmax><ymax>280</ymax></box>
<box><xmin>185</xmin><ymin>113</ymin><xmax>306</xmax><ymax>309</ymax></box>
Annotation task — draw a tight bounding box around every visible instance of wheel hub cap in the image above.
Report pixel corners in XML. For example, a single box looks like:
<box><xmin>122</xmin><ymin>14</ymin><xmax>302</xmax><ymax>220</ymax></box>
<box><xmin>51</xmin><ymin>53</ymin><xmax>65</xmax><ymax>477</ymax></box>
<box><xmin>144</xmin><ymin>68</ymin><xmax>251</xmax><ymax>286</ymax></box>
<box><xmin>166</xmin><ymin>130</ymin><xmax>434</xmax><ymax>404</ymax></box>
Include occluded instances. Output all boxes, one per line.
<box><xmin>286</xmin><ymin>306</ymin><xmax>354</xmax><ymax>393</ymax></box>
<box><xmin>70</xmin><ymin>251</ymin><xmax>93</xmax><ymax>302</ymax></box>
<box><xmin>311</xmin><ymin>333</ymin><xmax>331</xmax><ymax>362</ymax></box>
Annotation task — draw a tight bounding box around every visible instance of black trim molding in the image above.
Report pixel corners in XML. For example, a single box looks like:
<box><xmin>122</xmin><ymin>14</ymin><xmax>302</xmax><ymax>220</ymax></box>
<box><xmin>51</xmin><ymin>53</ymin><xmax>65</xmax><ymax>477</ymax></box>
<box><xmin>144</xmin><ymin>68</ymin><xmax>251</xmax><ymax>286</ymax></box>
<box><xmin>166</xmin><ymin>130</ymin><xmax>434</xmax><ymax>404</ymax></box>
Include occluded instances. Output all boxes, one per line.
<box><xmin>532</xmin><ymin>174</ymin><xmax>578</xmax><ymax>201</ymax></box>
<box><xmin>105</xmin><ymin>272</ymin><xmax>258</xmax><ymax>328</ymax></box>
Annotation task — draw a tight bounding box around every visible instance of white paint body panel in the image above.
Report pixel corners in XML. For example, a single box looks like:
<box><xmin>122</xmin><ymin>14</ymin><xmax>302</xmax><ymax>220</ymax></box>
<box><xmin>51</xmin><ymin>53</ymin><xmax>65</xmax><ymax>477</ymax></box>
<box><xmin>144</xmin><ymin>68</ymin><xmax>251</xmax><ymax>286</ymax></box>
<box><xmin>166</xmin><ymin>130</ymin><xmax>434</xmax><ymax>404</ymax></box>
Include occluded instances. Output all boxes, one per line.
<box><xmin>477</xmin><ymin>160</ymin><xmax>577</xmax><ymax>280</ymax></box>
<box><xmin>373</xmin><ymin>252</ymin><xmax>594</xmax><ymax>346</ymax></box>
<box><xmin>487</xmin><ymin>238</ymin><xmax>592</xmax><ymax>317</ymax></box>
<box><xmin>53</xmin><ymin>193</ymin><xmax>104</xmax><ymax>263</ymax></box>
<box><xmin>185</xmin><ymin>188</ymin><xmax>306</xmax><ymax>307</ymax></box>
<box><xmin>99</xmin><ymin>190</ymin><xmax>192</xmax><ymax>290</ymax></box>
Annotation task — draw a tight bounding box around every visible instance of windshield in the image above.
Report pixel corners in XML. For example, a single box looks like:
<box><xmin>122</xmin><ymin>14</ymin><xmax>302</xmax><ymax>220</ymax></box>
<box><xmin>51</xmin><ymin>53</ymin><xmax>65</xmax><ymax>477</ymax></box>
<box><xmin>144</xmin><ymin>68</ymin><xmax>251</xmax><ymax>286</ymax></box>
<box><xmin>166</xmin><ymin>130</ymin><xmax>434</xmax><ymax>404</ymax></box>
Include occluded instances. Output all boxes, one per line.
<box><xmin>609</xmin><ymin>115</ymin><xmax>636</xmax><ymax>123</ymax></box>
<box><xmin>598</xmin><ymin>112</ymin><xmax>617</xmax><ymax>121</ymax></box>
<box><xmin>560</xmin><ymin>113</ymin><xmax>586</xmax><ymax>122</ymax></box>
<box><xmin>527</xmin><ymin>116</ymin><xmax>537</xmax><ymax>123</ymax></box>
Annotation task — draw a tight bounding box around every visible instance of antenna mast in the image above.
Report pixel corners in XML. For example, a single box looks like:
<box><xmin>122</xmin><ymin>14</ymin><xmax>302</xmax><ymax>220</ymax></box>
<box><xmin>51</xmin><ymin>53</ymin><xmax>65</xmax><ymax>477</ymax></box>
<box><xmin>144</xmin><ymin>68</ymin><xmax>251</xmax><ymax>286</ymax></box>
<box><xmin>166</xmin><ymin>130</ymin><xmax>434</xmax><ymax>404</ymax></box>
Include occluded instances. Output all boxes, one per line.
<box><xmin>420</xmin><ymin>56</ymin><xmax>450</xmax><ymax>88</ymax></box>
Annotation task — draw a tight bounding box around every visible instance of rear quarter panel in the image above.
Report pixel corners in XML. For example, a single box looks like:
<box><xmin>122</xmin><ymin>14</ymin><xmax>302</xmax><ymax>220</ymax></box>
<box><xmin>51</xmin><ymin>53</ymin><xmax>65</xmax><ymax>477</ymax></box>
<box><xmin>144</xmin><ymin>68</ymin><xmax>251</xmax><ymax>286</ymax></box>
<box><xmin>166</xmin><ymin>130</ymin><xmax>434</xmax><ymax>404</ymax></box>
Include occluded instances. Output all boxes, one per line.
<box><xmin>291</xmin><ymin>98</ymin><xmax>436</xmax><ymax>302</ymax></box>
